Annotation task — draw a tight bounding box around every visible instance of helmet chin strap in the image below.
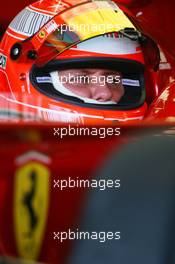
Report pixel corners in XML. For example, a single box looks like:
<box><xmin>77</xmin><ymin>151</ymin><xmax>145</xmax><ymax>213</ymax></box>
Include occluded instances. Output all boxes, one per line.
<box><xmin>50</xmin><ymin>71</ymin><xmax>117</xmax><ymax>105</ymax></box>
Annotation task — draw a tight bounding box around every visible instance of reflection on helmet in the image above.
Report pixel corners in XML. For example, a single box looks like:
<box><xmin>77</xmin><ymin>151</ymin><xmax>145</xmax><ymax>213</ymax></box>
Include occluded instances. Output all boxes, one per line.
<box><xmin>0</xmin><ymin>0</ymin><xmax>158</xmax><ymax>124</ymax></box>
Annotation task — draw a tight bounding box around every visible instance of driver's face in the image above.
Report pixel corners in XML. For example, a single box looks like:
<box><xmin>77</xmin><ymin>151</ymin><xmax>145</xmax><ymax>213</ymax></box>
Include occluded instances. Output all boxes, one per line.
<box><xmin>57</xmin><ymin>68</ymin><xmax>124</xmax><ymax>103</ymax></box>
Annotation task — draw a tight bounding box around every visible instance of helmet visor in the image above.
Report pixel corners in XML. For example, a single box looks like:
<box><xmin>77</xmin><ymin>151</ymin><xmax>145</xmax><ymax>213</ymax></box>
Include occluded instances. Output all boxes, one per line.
<box><xmin>20</xmin><ymin>0</ymin><xmax>137</xmax><ymax>66</ymax></box>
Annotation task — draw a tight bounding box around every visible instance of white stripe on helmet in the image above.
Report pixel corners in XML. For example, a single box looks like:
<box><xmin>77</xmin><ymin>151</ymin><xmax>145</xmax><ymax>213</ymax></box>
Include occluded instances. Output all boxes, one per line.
<box><xmin>71</xmin><ymin>35</ymin><xmax>141</xmax><ymax>55</ymax></box>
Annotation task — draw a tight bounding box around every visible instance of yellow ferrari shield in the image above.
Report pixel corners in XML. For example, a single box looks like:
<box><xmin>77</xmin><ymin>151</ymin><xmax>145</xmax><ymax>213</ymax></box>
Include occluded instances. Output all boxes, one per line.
<box><xmin>14</xmin><ymin>161</ymin><xmax>50</xmax><ymax>261</ymax></box>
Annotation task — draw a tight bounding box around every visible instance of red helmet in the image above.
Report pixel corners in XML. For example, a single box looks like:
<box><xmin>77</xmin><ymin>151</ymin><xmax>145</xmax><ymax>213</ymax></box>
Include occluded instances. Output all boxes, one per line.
<box><xmin>0</xmin><ymin>0</ymin><xmax>154</xmax><ymax>124</ymax></box>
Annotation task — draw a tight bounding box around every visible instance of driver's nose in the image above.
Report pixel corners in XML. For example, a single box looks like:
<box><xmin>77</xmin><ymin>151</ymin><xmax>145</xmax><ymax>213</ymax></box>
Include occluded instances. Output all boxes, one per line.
<box><xmin>90</xmin><ymin>83</ymin><xmax>112</xmax><ymax>102</ymax></box>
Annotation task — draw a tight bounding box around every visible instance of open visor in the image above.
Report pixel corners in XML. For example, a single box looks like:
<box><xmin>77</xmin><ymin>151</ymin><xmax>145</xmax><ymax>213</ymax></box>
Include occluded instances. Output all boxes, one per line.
<box><xmin>12</xmin><ymin>0</ymin><xmax>137</xmax><ymax>67</ymax></box>
<box><xmin>31</xmin><ymin>58</ymin><xmax>146</xmax><ymax>110</ymax></box>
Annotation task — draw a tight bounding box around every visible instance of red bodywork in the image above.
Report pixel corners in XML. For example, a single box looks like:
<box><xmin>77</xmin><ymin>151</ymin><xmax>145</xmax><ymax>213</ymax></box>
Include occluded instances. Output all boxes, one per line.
<box><xmin>0</xmin><ymin>0</ymin><xmax>175</xmax><ymax>263</ymax></box>
<box><xmin>0</xmin><ymin>124</ymin><xmax>127</xmax><ymax>263</ymax></box>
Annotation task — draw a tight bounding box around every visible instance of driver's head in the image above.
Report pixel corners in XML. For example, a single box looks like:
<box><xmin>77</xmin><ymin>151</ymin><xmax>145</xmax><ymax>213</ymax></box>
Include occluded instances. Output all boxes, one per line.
<box><xmin>0</xmin><ymin>0</ymin><xmax>150</xmax><ymax>124</ymax></box>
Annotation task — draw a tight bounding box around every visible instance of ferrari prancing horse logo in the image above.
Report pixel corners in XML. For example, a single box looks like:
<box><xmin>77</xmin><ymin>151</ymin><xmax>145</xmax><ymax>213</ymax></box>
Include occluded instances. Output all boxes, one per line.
<box><xmin>14</xmin><ymin>162</ymin><xmax>50</xmax><ymax>261</ymax></box>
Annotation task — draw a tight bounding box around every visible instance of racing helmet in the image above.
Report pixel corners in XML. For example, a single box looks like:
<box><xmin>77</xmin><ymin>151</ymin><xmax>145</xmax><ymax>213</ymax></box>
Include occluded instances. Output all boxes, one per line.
<box><xmin>0</xmin><ymin>0</ymin><xmax>157</xmax><ymax>124</ymax></box>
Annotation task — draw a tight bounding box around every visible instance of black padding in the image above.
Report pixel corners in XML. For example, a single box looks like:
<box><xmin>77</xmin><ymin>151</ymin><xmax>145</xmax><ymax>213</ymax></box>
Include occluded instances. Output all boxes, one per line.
<box><xmin>68</xmin><ymin>131</ymin><xmax>175</xmax><ymax>264</ymax></box>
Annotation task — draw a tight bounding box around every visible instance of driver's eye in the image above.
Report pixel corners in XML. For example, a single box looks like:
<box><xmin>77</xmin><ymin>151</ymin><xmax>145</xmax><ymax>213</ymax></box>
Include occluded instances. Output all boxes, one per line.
<box><xmin>77</xmin><ymin>75</ymin><xmax>89</xmax><ymax>83</ymax></box>
<box><xmin>68</xmin><ymin>75</ymin><xmax>90</xmax><ymax>85</ymax></box>
<box><xmin>110</xmin><ymin>77</ymin><xmax>117</xmax><ymax>83</ymax></box>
